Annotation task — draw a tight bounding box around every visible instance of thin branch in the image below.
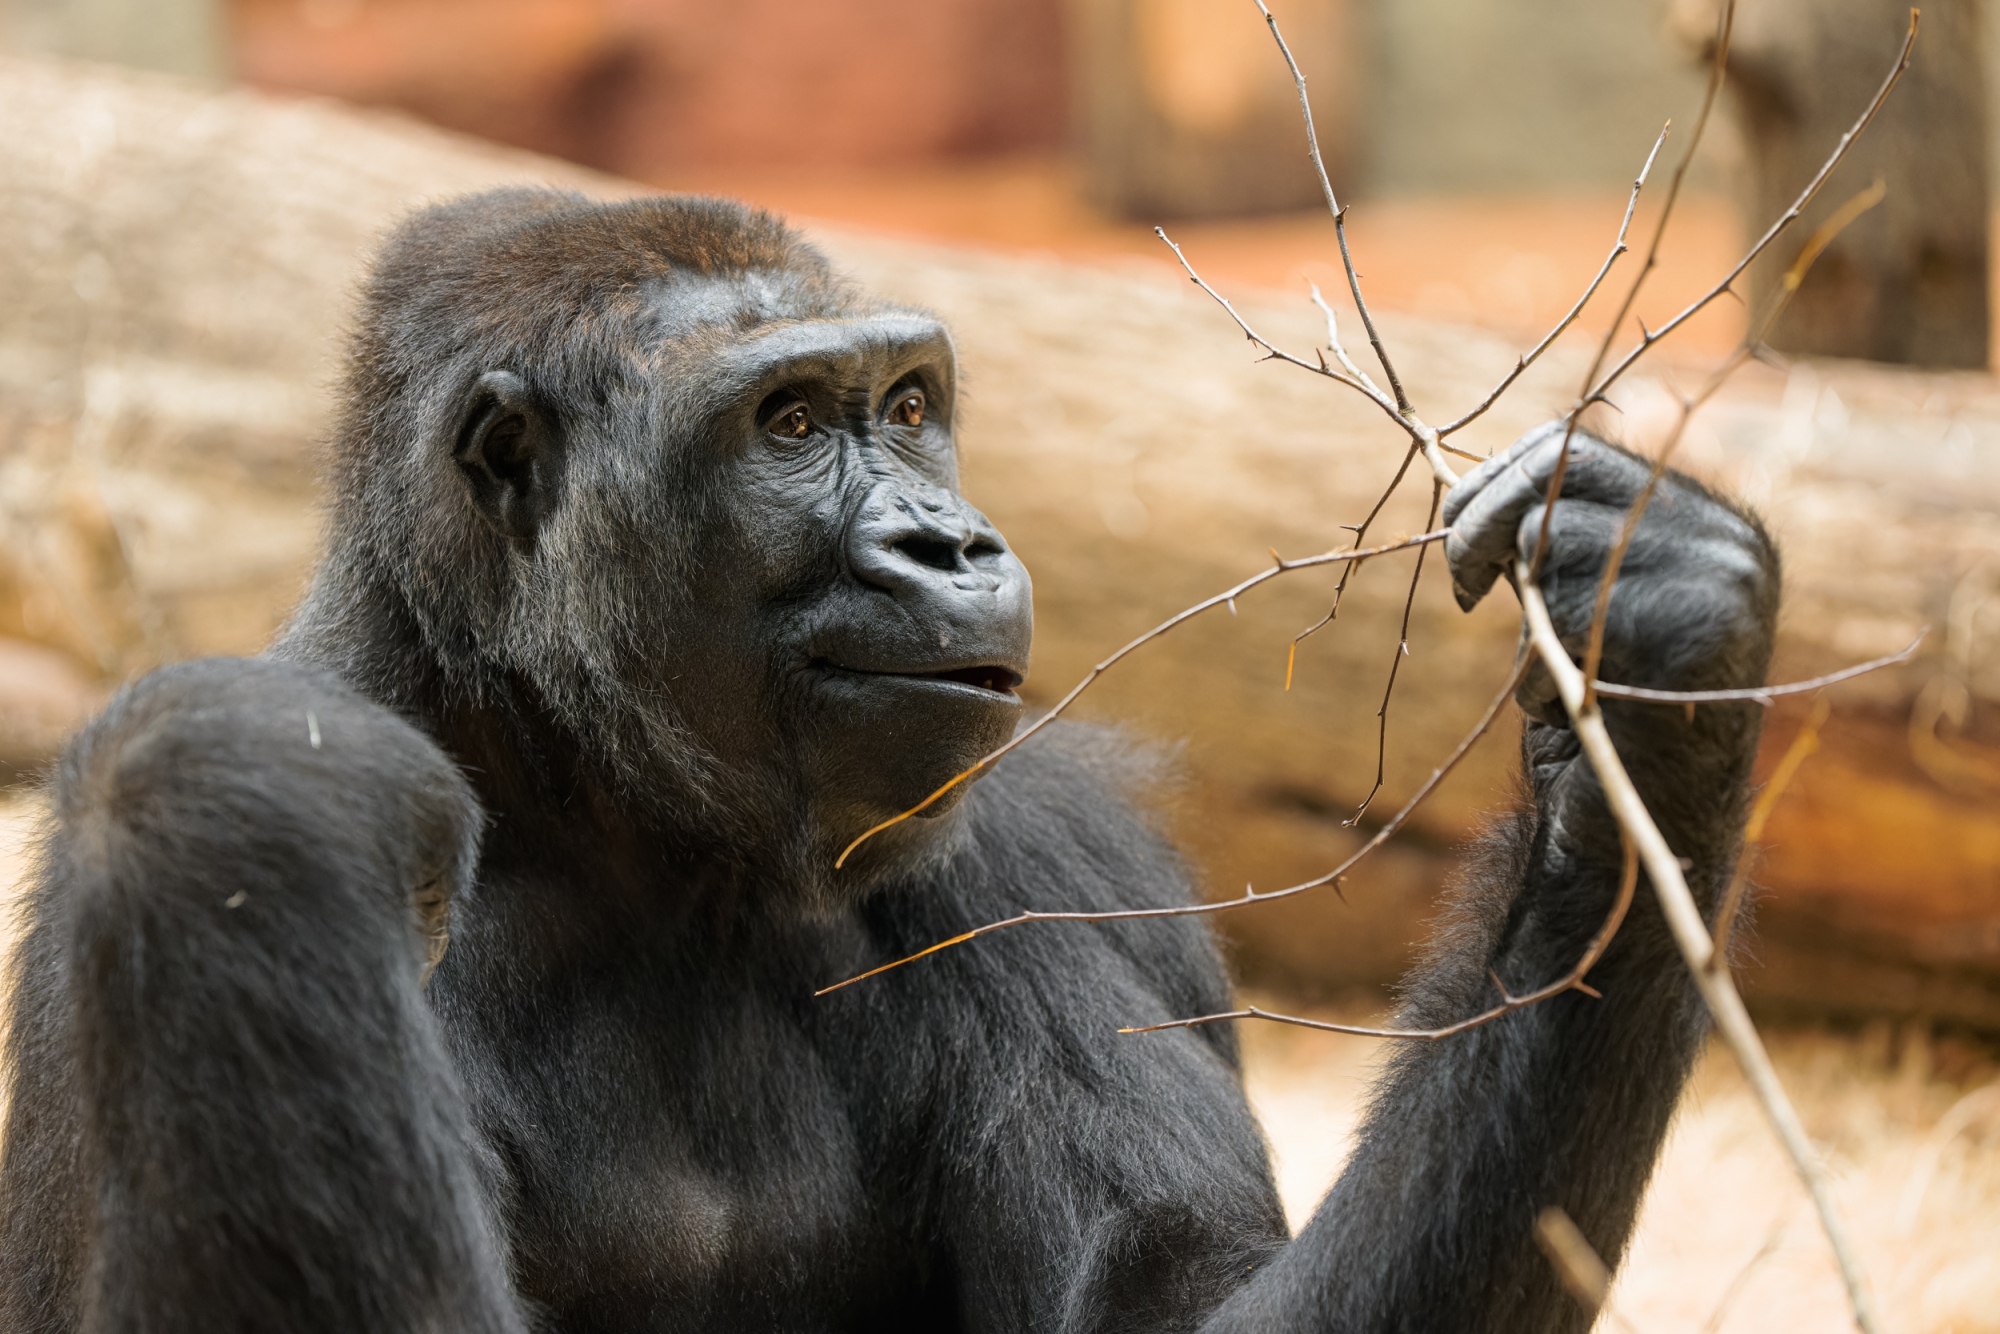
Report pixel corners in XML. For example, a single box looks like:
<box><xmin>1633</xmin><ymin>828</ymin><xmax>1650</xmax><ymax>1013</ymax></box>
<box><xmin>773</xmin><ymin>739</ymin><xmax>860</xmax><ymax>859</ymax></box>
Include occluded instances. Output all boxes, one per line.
<box><xmin>1592</xmin><ymin>635</ymin><xmax>1923</xmax><ymax>706</ymax></box>
<box><xmin>1517</xmin><ymin>571</ymin><xmax>1882</xmax><ymax>1334</ymax></box>
<box><xmin>1123</xmin><ymin>828</ymin><xmax>1636</xmax><ymax>1041</ymax></box>
<box><xmin>1578</xmin><ymin>177</ymin><xmax>1895</xmax><ymax>710</ymax></box>
<box><xmin>1287</xmin><ymin>443</ymin><xmax>1420</xmax><ymax>689</ymax></box>
<box><xmin>1158</xmin><ymin>227</ymin><xmax>1411</xmax><ymax>436</ymax></box>
<box><xmin>1579</xmin><ymin>0</ymin><xmax>1737</xmax><ymax>399</ymax></box>
<box><xmin>1252</xmin><ymin>0</ymin><xmax>1410</xmax><ymax>412</ymax></box>
<box><xmin>1351</xmin><ymin>479</ymin><xmax>1443</xmax><ymax>823</ymax></box>
<box><xmin>1439</xmin><ymin>121</ymin><xmax>1672</xmax><ymax>438</ymax></box>
<box><xmin>817</xmin><ymin>646</ymin><xmax>1530</xmax><ymax>995</ymax></box>
<box><xmin>1583</xmin><ymin>10</ymin><xmax>1919</xmax><ymax>407</ymax></box>
<box><xmin>832</xmin><ymin>529</ymin><xmax>1448</xmax><ymax>868</ymax></box>
<box><xmin>1710</xmin><ymin>694</ymin><xmax>1829</xmax><ymax>959</ymax></box>
<box><xmin>1309</xmin><ymin>280</ymin><xmax>1389</xmax><ymax>404</ymax></box>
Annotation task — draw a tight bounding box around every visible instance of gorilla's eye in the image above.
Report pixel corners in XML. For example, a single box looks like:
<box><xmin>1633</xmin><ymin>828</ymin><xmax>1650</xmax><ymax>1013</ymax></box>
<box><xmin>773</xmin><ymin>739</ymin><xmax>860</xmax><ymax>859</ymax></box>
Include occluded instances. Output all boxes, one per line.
<box><xmin>767</xmin><ymin>400</ymin><xmax>813</xmax><ymax>441</ymax></box>
<box><xmin>888</xmin><ymin>388</ymin><xmax>925</xmax><ymax>429</ymax></box>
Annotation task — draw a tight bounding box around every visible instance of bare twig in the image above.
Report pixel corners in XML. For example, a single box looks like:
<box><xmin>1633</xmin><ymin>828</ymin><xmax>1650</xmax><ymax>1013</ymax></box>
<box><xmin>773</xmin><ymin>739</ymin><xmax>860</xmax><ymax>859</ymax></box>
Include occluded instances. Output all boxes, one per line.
<box><xmin>1158</xmin><ymin>227</ymin><xmax>1409</xmax><ymax>435</ymax></box>
<box><xmin>1286</xmin><ymin>443</ymin><xmax>1421</xmax><ymax>690</ymax></box>
<box><xmin>817</xmin><ymin>647</ymin><xmax>1530</xmax><ymax>995</ymax></box>
<box><xmin>1710</xmin><ymin>694</ymin><xmax>1829</xmax><ymax>958</ymax></box>
<box><xmin>1352</xmin><ymin>480</ymin><xmax>1443</xmax><ymax>822</ymax></box>
<box><xmin>1585</xmin><ymin>0</ymin><xmax>1737</xmax><ymax>400</ymax></box>
<box><xmin>1517</xmin><ymin>572</ymin><xmax>1882</xmax><ymax>1334</ymax></box>
<box><xmin>1439</xmin><ymin>122</ymin><xmax>1672</xmax><ymax>438</ymax></box>
<box><xmin>1577</xmin><ymin>177</ymin><xmax>1892</xmax><ymax>711</ymax></box>
<box><xmin>1583</xmin><ymin>10</ymin><xmax>1919</xmax><ymax>408</ymax></box>
<box><xmin>832</xmin><ymin>529</ymin><xmax>1447</xmax><ymax>867</ymax></box>
<box><xmin>1124</xmin><ymin>828</ymin><xmax>1636</xmax><ymax>1041</ymax></box>
<box><xmin>1251</xmin><ymin>0</ymin><xmax>1408</xmax><ymax>411</ymax></box>
<box><xmin>1592</xmin><ymin>635</ymin><xmax>1923</xmax><ymax>706</ymax></box>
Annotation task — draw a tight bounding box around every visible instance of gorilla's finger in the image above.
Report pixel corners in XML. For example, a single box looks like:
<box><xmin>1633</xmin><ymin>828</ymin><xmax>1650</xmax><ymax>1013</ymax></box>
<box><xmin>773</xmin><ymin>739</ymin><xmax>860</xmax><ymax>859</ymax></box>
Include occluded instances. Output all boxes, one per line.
<box><xmin>1439</xmin><ymin>420</ymin><xmax>1569</xmax><ymax>528</ymax></box>
<box><xmin>1443</xmin><ymin>442</ymin><xmax>1582</xmax><ymax>610</ymax></box>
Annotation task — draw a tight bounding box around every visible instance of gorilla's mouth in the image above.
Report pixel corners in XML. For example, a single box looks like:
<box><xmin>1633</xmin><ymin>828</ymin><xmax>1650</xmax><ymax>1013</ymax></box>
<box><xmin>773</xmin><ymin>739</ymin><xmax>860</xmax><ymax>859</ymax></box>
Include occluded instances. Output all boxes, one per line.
<box><xmin>922</xmin><ymin>665</ymin><xmax>1023</xmax><ymax>695</ymax></box>
<box><xmin>818</xmin><ymin>660</ymin><xmax>1023</xmax><ymax>697</ymax></box>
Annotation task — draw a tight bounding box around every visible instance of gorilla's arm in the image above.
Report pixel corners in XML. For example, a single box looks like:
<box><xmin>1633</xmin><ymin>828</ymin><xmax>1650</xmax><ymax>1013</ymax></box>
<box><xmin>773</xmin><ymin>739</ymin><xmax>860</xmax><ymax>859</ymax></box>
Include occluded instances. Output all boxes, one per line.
<box><xmin>1203</xmin><ymin>432</ymin><xmax>1777</xmax><ymax>1333</ymax></box>
<box><xmin>0</xmin><ymin>660</ymin><xmax>523</xmax><ymax>1334</ymax></box>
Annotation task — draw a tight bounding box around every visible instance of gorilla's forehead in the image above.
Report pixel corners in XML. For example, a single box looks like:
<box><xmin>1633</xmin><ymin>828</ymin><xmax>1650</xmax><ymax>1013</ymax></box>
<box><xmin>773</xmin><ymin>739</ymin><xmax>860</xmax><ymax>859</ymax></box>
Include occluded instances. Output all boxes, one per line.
<box><xmin>667</xmin><ymin>308</ymin><xmax>957</xmax><ymax>407</ymax></box>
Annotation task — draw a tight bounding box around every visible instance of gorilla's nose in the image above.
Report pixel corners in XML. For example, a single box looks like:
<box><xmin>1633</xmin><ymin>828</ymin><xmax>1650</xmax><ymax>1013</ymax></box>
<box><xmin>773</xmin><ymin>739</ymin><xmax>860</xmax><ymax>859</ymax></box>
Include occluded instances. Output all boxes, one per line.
<box><xmin>848</xmin><ymin>485</ymin><xmax>1020</xmax><ymax>598</ymax></box>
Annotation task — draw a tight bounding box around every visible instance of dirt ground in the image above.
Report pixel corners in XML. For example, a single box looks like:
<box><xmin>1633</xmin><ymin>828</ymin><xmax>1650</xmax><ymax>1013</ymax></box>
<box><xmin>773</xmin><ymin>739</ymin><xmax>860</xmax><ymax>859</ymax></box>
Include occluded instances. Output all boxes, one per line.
<box><xmin>1240</xmin><ymin>1003</ymin><xmax>2000</xmax><ymax>1333</ymax></box>
<box><xmin>1</xmin><ymin>794</ymin><xmax>1992</xmax><ymax>1331</ymax></box>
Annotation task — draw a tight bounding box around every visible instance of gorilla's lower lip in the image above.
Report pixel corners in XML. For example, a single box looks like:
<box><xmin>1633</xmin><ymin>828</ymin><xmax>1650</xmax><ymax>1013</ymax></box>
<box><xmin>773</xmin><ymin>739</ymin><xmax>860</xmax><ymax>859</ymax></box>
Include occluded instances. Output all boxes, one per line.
<box><xmin>815</xmin><ymin>660</ymin><xmax>1023</xmax><ymax>696</ymax></box>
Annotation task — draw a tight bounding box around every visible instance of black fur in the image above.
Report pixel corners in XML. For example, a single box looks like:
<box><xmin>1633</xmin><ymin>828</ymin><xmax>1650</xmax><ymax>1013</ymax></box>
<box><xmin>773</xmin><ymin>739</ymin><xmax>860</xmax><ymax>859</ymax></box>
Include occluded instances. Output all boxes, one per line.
<box><xmin>0</xmin><ymin>192</ymin><xmax>1778</xmax><ymax>1333</ymax></box>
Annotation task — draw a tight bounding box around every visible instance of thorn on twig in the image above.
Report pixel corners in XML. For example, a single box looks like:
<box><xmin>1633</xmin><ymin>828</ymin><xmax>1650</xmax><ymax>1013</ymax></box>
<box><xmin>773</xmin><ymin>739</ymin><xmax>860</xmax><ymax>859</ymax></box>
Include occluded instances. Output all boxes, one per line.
<box><xmin>1574</xmin><ymin>980</ymin><xmax>1603</xmax><ymax>999</ymax></box>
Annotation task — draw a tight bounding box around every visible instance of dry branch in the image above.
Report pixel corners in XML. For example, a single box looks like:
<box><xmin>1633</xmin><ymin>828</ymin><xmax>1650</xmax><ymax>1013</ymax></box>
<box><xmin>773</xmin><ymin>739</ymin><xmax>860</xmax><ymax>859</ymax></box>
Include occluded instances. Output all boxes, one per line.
<box><xmin>817</xmin><ymin>647</ymin><xmax>1530</xmax><ymax>996</ymax></box>
<box><xmin>1518</xmin><ymin>574</ymin><xmax>1883</xmax><ymax>1334</ymax></box>
<box><xmin>832</xmin><ymin>529</ymin><xmax>1448</xmax><ymax>867</ymax></box>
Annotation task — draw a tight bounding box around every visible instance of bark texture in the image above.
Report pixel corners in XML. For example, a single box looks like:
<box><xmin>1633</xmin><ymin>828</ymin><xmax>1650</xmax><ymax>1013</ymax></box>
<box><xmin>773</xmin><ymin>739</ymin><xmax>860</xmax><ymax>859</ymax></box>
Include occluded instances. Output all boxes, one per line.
<box><xmin>1</xmin><ymin>54</ymin><xmax>1996</xmax><ymax>1024</ymax></box>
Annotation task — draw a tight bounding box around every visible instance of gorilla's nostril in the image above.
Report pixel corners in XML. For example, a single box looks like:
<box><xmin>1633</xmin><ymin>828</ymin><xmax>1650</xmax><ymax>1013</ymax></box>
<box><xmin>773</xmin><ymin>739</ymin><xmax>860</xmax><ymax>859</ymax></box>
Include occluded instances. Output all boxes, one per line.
<box><xmin>894</xmin><ymin>533</ymin><xmax>962</xmax><ymax>573</ymax></box>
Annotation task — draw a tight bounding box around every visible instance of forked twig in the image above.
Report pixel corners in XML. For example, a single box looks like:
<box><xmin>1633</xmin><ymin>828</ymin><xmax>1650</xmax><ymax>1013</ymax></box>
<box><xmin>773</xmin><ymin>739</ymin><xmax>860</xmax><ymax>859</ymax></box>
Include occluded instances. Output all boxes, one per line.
<box><xmin>1287</xmin><ymin>442</ymin><xmax>1420</xmax><ymax>689</ymax></box>
<box><xmin>1123</xmin><ymin>829</ymin><xmax>1637</xmax><ymax>1041</ymax></box>
<box><xmin>832</xmin><ymin>529</ymin><xmax>1447</xmax><ymax>867</ymax></box>
<box><xmin>1440</xmin><ymin>122</ymin><xmax>1672</xmax><ymax>438</ymax></box>
<box><xmin>1581</xmin><ymin>11</ymin><xmax>1919</xmax><ymax>409</ymax></box>
<box><xmin>1157</xmin><ymin>228</ymin><xmax>1408</xmax><ymax>435</ymax></box>
<box><xmin>817</xmin><ymin>647</ymin><xmax>1530</xmax><ymax>995</ymax></box>
<box><xmin>1351</xmin><ymin>480</ymin><xmax>1442</xmax><ymax>822</ymax></box>
<box><xmin>1250</xmin><ymin>0</ymin><xmax>1408</xmax><ymax>412</ymax></box>
<box><xmin>1592</xmin><ymin>635</ymin><xmax>1922</xmax><ymax>707</ymax></box>
<box><xmin>1517</xmin><ymin>574</ymin><xmax>1882</xmax><ymax>1334</ymax></box>
<box><xmin>1710</xmin><ymin>694</ymin><xmax>1829</xmax><ymax>956</ymax></box>
<box><xmin>1578</xmin><ymin>177</ymin><xmax>1893</xmax><ymax>711</ymax></box>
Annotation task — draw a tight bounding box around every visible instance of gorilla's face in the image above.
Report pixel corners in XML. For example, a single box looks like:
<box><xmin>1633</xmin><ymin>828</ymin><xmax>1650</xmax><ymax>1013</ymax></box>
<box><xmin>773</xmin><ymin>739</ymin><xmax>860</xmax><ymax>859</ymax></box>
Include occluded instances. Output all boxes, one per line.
<box><xmin>451</xmin><ymin>275</ymin><xmax>1032</xmax><ymax>867</ymax></box>
<box><xmin>670</xmin><ymin>306</ymin><xmax>1034</xmax><ymax>843</ymax></box>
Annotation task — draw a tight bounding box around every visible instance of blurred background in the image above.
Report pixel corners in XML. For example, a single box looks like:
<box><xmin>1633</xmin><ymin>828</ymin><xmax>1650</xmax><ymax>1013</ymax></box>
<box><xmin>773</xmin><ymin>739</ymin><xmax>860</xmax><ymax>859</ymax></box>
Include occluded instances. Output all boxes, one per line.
<box><xmin>0</xmin><ymin>2</ymin><xmax>1997</xmax><ymax>1324</ymax></box>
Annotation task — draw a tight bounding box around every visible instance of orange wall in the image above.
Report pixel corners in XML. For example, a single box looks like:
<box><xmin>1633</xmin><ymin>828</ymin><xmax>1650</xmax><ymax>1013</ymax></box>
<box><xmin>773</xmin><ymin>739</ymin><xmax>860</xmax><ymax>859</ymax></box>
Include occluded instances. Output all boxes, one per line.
<box><xmin>232</xmin><ymin>0</ymin><xmax>1068</xmax><ymax>175</ymax></box>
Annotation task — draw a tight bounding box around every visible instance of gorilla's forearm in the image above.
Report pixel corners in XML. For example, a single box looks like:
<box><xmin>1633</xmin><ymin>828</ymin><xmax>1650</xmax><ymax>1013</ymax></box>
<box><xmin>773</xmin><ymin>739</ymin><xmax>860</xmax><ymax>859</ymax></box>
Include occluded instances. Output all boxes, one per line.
<box><xmin>1200</xmin><ymin>672</ymin><xmax>1763</xmax><ymax>1332</ymax></box>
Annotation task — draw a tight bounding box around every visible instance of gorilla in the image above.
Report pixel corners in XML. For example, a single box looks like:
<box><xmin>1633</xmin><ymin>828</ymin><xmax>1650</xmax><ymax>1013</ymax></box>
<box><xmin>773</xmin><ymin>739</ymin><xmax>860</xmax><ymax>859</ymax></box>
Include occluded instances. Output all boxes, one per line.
<box><xmin>0</xmin><ymin>191</ymin><xmax>1777</xmax><ymax>1333</ymax></box>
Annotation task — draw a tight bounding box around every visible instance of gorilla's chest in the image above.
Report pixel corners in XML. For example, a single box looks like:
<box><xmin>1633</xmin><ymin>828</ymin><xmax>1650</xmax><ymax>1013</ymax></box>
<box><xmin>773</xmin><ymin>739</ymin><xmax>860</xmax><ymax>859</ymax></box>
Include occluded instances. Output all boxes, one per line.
<box><xmin>465</xmin><ymin>971</ymin><xmax>936</xmax><ymax>1331</ymax></box>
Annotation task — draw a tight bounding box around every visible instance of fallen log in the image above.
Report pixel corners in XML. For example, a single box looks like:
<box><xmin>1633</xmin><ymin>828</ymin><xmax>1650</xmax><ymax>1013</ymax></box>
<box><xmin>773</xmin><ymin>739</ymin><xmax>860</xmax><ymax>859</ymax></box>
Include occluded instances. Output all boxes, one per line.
<box><xmin>1</xmin><ymin>54</ymin><xmax>1994</xmax><ymax>1025</ymax></box>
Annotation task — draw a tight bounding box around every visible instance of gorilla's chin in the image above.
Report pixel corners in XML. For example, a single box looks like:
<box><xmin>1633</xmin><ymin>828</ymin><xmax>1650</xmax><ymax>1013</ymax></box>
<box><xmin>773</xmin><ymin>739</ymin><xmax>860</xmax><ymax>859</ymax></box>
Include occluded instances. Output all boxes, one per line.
<box><xmin>805</xmin><ymin>666</ymin><xmax>1023</xmax><ymax>835</ymax></box>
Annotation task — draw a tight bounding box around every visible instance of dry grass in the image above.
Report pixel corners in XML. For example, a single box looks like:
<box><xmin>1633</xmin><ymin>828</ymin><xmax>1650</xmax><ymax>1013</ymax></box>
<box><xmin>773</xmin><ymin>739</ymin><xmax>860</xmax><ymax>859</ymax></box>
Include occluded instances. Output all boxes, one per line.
<box><xmin>1</xmin><ymin>796</ymin><xmax>1991</xmax><ymax>1330</ymax></box>
<box><xmin>1240</xmin><ymin>997</ymin><xmax>2000</xmax><ymax>1333</ymax></box>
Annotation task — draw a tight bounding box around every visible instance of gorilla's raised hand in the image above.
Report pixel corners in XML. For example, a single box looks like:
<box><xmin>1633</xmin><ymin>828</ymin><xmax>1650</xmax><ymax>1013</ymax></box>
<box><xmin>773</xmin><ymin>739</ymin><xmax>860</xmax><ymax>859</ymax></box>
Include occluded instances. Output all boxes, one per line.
<box><xmin>1229</xmin><ymin>424</ymin><xmax>1784</xmax><ymax>1334</ymax></box>
<box><xmin>1442</xmin><ymin>422</ymin><xmax>1779</xmax><ymax>715</ymax></box>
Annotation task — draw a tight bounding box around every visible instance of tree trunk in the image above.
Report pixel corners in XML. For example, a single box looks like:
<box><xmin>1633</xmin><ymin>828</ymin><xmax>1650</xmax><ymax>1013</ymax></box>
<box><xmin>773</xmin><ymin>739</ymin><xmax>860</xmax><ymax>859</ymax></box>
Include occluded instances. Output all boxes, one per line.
<box><xmin>1717</xmin><ymin>0</ymin><xmax>1990</xmax><ymax>367</ymax></box>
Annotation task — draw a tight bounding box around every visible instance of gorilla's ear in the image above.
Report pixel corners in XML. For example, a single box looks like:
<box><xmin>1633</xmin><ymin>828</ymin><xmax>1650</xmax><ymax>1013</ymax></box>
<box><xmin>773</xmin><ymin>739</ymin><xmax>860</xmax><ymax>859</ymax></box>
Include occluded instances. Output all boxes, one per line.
<box><xmin>453</xmin><ymin>370</ymin><xmax>561</xmax><ymax>547</ymax></box>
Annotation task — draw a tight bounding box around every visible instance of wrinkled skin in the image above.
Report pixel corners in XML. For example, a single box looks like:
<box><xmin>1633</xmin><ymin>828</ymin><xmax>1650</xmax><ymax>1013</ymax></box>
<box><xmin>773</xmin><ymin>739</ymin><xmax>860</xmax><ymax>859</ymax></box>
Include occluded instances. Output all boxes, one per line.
<box><xmin>0</xmin><ymin>192</ymin><xmax>1777</xmax><ymax>1334</ymax></box>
